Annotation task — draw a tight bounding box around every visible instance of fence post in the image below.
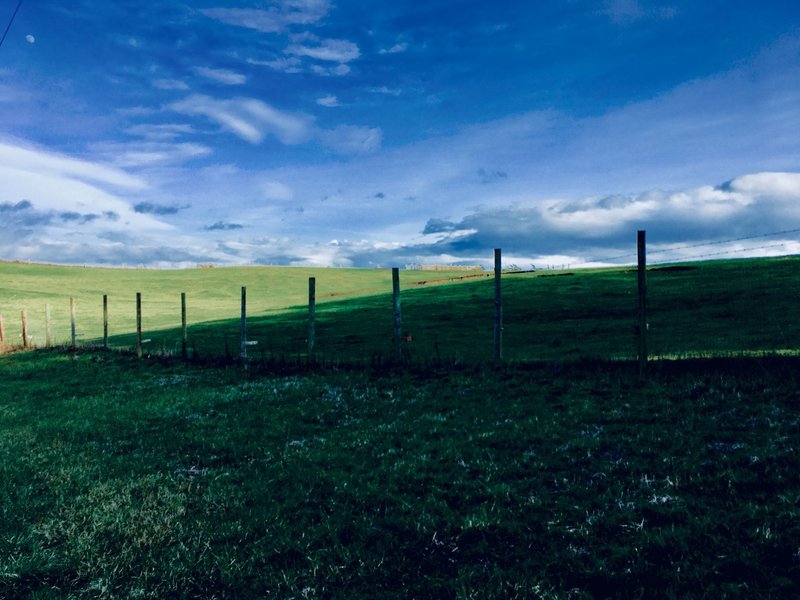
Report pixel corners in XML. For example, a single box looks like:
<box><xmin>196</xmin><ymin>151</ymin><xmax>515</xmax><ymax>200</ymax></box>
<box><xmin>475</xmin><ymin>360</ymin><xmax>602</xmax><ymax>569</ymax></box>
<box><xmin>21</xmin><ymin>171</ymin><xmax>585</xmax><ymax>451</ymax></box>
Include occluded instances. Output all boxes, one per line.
<box><xmin>240</xmin><ymin>286</ymin><xmax>248</xmax><ymax>369</ymax></box>
<box><xmin>21</xmin><ymin>310</ymin><xmax>29</xmax><ymax>348</ymax></box>
<box><xmin>136</xmin><ymin>292</ymin><xmax>142</xmax><ymax>358</ymax></box>
<box><xmin>637</xmin><ymin>230</ymin><xmax>647</xmax><ymax>377</ymax></box>
<box><xmin>0</xmin><ymin>313</ymin><xmax>5</xmax><ymax>347</ymax></box>
<box><xmin>308</xmin><ymin>277</ymin><xmax>316</xmax><ymax>359</ymax></box>
<box><xmin>494</xmin><ymin>248</ymin><xmax>503</xmax><ymax>363</ymax></box>
<box><xmin>181</xmin><ymin>292</ymin><xmax>188</xmax><ymax>360</ymax></box>
<box><xmin>392</xmin><ymin>267</ymin><xmax>402</xmax><ymax>360</ymax></box>
<box><xmin>103</xmin><ymin>295</ymin><xmax>108</xmax><ymax>349</ymax></box>
<box><xmin>45</xmin><ymin>304</ymin><xmax>52</xmax><ymax>348</ymax></box>
<box><xmin>70</xmin><ymin>297</ymin><xmax>77</xmax><ymax>350</ymax></box>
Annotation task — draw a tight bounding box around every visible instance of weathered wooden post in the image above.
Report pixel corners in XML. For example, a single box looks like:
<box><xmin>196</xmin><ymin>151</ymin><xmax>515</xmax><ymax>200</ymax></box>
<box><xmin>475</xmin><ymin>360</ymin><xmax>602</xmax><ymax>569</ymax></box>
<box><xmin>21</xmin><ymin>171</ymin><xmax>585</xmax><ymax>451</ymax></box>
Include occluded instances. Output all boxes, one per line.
<box><xmin>637</xmin><ymin>230</ymin><xmax>647</xmax><ymax>377</ymax></box>
<box><xmin>494</xmin><ymin>248</ymin><xmax>503</xmax><ymax>363</ymax></box>
<box><xmin>181</xmin><ymin>292</ymin><xmax>188</xmax><ymax>360</ymax></box>
<box><xmin>0</xmin><ymin>313</ymin><xmax>5</xmax><ymax>347</ymax></box>
<box><xmin>136</xmin><ymin>292</ymin><xmax>142</xmax><ymax>358</ymax></box>
<box><xmin>21</xmin><ymin>310</ymin><xmax>29</xmax><ymax>348</ymax></box>
<box><xmin>308</xmin><ymin>277</ymin><xmax>316</xmax><ymax>359</ymax></box>
<box><xmin>103</xmin><ymin>295</ymin><xmax>109</xmax><ymax>349</ymax></box>
<box><xmin>392</xmin><ymin>267</ymin><xmax>402</xmax><ymax>360</ymax></box>
<box><xmin>45</xmin><ymin>304</ymin><xmax>52</xmax><ymax>348</ymax></box>
<box><xmin>70</xmin><ymin>297</ymin><xmax>77</xmax><ymax>350</ymax></box>
<box><xmin>240</xmin><ymin>286</ymin><xmax>248</xmax><ymax>369</ymax></box>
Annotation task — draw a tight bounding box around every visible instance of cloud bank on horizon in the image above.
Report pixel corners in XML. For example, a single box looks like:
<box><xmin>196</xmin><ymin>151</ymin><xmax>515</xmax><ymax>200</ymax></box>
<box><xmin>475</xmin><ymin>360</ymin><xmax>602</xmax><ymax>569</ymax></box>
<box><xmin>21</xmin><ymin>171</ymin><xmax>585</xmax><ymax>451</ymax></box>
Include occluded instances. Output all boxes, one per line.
<box><xmin>1</xmin><ymin>0</ymin><xmax>799</xmax><ymax>268</ymax></box>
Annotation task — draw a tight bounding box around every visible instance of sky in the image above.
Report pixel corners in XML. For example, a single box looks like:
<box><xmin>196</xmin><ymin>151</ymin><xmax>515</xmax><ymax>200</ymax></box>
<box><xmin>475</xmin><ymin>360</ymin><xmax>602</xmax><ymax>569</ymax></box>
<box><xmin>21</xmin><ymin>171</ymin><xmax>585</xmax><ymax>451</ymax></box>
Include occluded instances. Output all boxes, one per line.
<box><xmin>1</xmin><ymin>0</ymin><xmax>799</xmax><ymax>269</ymax></box>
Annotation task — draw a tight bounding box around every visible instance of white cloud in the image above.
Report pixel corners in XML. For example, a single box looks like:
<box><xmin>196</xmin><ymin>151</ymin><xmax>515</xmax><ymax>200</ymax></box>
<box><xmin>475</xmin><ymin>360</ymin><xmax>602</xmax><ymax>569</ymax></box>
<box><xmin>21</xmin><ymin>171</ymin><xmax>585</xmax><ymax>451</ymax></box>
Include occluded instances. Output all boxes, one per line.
<box><xmin>379</xmin><ymin>42</ymin><xmax>408</xmax><ymax>55</ymax></box>
<box><xmin>247</xmin><ymin>56</ymin><xmax>302</xmax><ymax>73</ymax></box>
<box><xmin>286</xmin><ymin>38</ymin><xmax>360</xmax><ymax>62</ymax></box>
<box><xmin>153</xmin><ymin>79</ymin><xmax>189</xmax><ymax>91</ymax></box>
<box><xmin>317</xmin><ymin>95</ymin><xmax>338</xmax><ymax>107</ymax></box>
<box><xmin>125</xmin><ymin>123</ymin><xmax>196</xmax><ymax>141</ymax></box>
<box><xmin>200</xmin><ymin>0</ymin><xmax>330</xmax><ymax>33</ymax></box>
<box><xmin>261</xmin><ymin>180</ymin><xmax>294</xmax><ymax>201</ymax></box>
<box><xmin>319</xmin><ymin>125</ymin><xmax>382</xmax><ymax>155</ymax></box>
<box><xmin>25</xmin><ymin>34</ymin><xmax>35</xmax><ymax>44</ymax></box>
<box><xmin>0</xmin><ymin>139</ymin><xmax>147</xmax><ymax>191</ymax></box>
<box><xmin>726</xmin><ymin>172</ymin><xmax>800</xmax><ymax>198</ymax></box>
<box><xmin>90</xmin><ymin>141</ymin><xmax>212</xmax><ymax>168</ymax></box>
<box><xmin>195</xmin><ymin>66</ymin><xmax>247</xmax><ymax>85</ymax></box>
<box><xmin>168</xmin><ymin>94</ymin><xmax>314</xmax><ymax>145</ymax></box>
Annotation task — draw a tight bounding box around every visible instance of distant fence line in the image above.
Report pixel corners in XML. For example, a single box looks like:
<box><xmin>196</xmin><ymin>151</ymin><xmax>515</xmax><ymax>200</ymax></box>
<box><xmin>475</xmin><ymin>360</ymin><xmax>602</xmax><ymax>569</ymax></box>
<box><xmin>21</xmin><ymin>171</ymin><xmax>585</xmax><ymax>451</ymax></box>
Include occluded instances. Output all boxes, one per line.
<box><xmin>0</xmin><ymin>232</ymin><xmax>694</xmax><ymax>376</ymax></box>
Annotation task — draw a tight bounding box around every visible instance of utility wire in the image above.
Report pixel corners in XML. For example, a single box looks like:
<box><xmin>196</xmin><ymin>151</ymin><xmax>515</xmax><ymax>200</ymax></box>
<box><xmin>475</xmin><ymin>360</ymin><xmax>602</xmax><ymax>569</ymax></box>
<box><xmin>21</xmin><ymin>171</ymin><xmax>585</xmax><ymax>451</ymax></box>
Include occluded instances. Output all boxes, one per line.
<box><xmin>0</xmin><ymin>0</ymin><xmax>23</xmax><ymax>49</ymax></box>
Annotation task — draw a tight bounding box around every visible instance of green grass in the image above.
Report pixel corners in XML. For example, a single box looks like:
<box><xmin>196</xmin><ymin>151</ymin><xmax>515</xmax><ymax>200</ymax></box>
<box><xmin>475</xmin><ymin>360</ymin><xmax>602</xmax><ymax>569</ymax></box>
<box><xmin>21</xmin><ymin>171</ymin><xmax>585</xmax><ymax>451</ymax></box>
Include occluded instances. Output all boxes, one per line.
<box><xmin>3</xmin><ymin>257</ymin><xmax>800</xmax><ymax>596</ymax></box>
<box><xmin>0</xmin><ymin>350</ymin><xmax>798</xmax><ymax>598</ymax></box>
<box><xmin>3</xmin><ymin>256</ymin><xmax>800</xmax><ymax>363</ymax></box>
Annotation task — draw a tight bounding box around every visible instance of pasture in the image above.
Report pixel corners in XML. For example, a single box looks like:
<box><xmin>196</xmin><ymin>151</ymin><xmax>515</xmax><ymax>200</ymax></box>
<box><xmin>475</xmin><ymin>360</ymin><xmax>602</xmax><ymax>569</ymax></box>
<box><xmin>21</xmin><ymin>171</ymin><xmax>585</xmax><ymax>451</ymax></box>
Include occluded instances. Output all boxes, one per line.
<box><xmin>1</xmin><ymin>257</ymin><xmax>800</xmax><ymax>597</ymax></box>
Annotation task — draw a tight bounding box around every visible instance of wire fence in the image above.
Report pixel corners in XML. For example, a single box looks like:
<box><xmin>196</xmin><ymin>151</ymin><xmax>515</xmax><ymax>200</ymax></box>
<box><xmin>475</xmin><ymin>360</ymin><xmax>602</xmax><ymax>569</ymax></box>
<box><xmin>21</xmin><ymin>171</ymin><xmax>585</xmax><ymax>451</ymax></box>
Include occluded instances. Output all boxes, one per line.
<box><xmin>2</xmin><ymin>232</ymin><xmax>799</xmax><ymax>367</ymax></box>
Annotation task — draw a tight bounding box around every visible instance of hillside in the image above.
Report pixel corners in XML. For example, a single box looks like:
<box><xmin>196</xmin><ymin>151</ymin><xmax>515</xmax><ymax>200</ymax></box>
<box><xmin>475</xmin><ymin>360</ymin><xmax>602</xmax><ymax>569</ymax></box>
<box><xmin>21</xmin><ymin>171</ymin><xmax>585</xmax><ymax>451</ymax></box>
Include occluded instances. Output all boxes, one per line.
<box><xmin>2</xmin><ymin>255</ymin><xmax>800</xmax><ymax>362</ymax></box>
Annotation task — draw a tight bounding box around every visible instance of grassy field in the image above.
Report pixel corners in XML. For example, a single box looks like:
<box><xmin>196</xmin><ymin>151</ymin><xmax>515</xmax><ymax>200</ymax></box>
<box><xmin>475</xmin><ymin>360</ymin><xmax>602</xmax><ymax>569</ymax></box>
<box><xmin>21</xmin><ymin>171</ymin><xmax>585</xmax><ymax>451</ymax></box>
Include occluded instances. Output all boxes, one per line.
<box><xmin>0</xmin><ymin>350</ymin><xmax>798</xmax><ymax>598</ymax></box>
<box><xmin>2</xmin><ymin>256</ymin><xmax>800</xmax><ymax>362</ymax></box>
<box><xmin>2</xmin><ymin>257</ymin><xmax>800</xmax><ymax>597</ymax></box>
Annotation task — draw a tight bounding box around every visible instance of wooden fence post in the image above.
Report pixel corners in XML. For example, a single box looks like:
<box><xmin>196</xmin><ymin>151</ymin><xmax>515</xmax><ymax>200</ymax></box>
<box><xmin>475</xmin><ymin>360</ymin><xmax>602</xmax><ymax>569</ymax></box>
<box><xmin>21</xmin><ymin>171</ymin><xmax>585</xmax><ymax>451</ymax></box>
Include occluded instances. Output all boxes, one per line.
<box><xmin>0</xmin><ymin>313</ymin><xmax>5</xmax><ymax>347</ymax></box>
<box><xmin>70</xmin><ymin>297</ymin><xmax>77</xmax><ymax>350</ymax></box>
<box><xmin>494</xmin><ymin>248</ymin><xmax>503</xmax><ymax>363</ymax></box>
<box><xmin>136</xmin><ymin>292</ymin><xmax>142</xmax><ymax>358</ymax></box>
<box><xmin>103</xmin><ymin>295</ymin><xmax>109</xmax><ymax>349</ymax></box>
<box><xmin>181</xmin><ymin>292</ymin><xmax>188</xmax><ymax>360</ymax></box>
<box><xmin>392</xmin><ymin>267</ymin><xmax>402</xmax><ymax>360</ymax></box>
<box><xmin>308</xmin><ymin>277</ymin><xmax>316</xmax><ymax>359</ymax></box>
<box><xmin>45</xmin><ymin>304</ymin><xmax>52</xmax><ymax>348</ymax></box>
<box><xmin>637</xmin><ymin>230</ymin><xmax>647</xmax><ymax>377</ymax></box>
<box><xmin>240</xmin><ymin>286</ymin><xmax>248</xmax><ymax>368</ymax></box>
<box><xmin>21</xmin><ymin>310</ymin><xmax>29</xmax><ymax>348</ymax></box>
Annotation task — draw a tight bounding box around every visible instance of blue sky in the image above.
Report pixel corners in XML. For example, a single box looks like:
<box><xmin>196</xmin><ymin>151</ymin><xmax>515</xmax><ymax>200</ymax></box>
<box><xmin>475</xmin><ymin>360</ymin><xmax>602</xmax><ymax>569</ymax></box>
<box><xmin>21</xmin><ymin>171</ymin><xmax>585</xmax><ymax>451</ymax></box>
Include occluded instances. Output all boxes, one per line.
<box><xmin>1</xmin><ymin>0</ymin><xmax>799</xmax><ymax>268</ymax></box>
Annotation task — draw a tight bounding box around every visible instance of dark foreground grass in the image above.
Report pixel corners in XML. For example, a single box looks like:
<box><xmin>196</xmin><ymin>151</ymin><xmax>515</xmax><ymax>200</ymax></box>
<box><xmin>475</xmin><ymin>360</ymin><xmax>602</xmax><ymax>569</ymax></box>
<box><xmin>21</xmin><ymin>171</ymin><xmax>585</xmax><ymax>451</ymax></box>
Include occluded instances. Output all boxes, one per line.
<box><xmin>1</xmin><ymin>349</ymin><xmax>799</xmax><ymax>598</ymax></box>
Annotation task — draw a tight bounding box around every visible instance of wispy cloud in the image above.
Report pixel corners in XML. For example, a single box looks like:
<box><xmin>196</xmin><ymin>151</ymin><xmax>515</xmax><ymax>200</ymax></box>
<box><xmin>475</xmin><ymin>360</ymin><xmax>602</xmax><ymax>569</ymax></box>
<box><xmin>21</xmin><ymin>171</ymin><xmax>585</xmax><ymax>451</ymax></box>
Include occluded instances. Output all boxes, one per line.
<box><xmin>247</xmin><ymin>56</ymin><xmax>302</xmax><ymax>74</ymax></box>
<box><xmin>152</xmin><ymin>79</ymin><xmax>189</xmax><ymax>91</ymax></box>
<box><xmin>317</xmin><ymin>95</ymin><xmax>338</xmax><ymax>107</ymax></box>
<box><xmin>168</xmin><ymin>94</ymin><xmax>314</xmax><ymax>145</ymax></box>
<box><xmin>125</xmin><ymin>123</ymin><xmax>196</xmax><ymax>141</ymax></box>
<box><xmin>195</xmin><ymin>66</ymin><xmax>247</xmax><ymax>85</ymax></box>
<box><xmin>319</xmin><ymin>125</ymin><xmax>382</xmax><ymax>155</ymax></box>
<box><xmin>167</xmin><ymin>94</ymin><xmax>380</xmax><ymax>155</ymax></box>
<box><xmin>0</xmin><ymin>139</ymin><xmax>147</xmax><ymax>191</ymax></box>
<box><xmin>91</xmin><ymin>141</ymin><xmax>212</xmax><ymax>168</ymax></box>
<box><xmin>286</xmin><ymin>38</ymin><xmax>360</xmax><ymax>63</ymax></box>
<box><xmin>379</xmin><ymin>42</ymin><xmax>408</xmax><ymax>55</ymax></box>
<box><xmin>200</xmin><ymin>0</ymin><xmax>330</xmax><ymax>33</ymax></box>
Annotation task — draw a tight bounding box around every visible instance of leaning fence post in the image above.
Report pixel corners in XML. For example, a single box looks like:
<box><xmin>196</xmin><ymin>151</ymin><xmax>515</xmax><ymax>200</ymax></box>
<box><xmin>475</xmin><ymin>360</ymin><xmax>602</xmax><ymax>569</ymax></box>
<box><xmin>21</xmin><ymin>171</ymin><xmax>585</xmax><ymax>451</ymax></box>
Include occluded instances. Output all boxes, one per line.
<box><xmin>494</xmin><ymin>248</ymin><xmax>503</xmax><ymax>363</ymax></box>
<box><xmin>392</xmin><ymin>268</ymin><xmax>402</xmax><ymax>360</ymax></box>
<box><xmin>637</xmin><ymin>230</ymin><xmax>648</xmax><ymax>377</ymax></box>
<box><xmin>240</xmin><ymin>286</ymin><xmax>248</xmax><ymax>369</ymax></box>
<box><xmin>21</xmin><ymin>310</ymin><xmax>29</xmax><ymax>348</ymax></box>
<box><xmin>103</xmin><ymin>295</ymin><xmax>109</xmax><ymax>349</ymax></box>
<box><xmin>136</xmin><ymin>292</ymin><xmax>142</xmax><ymax>358</ymax></box>
<box><xmin>181</xmin><ymin>292</ymin><xmax>188</xmax><ymax>360</ymax></box>
<box><xmin>70</xmin><ymin>297</ymin><xmax>77</xmax><ymax>350</ymax></box>
<box><xmin>308</xmin><ymin>277</ymin><xmax>316</xmax><ymax>359</ymax></box>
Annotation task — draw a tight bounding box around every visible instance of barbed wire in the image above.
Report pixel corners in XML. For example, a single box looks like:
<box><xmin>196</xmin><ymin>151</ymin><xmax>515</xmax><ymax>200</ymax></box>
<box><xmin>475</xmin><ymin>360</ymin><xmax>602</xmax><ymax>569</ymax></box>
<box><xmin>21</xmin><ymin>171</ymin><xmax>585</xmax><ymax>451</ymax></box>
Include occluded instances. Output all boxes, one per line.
<box><xmin>572</xmin><ymin>228</ymin><xmax>800</xmax><ymax>267</ymax></box>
